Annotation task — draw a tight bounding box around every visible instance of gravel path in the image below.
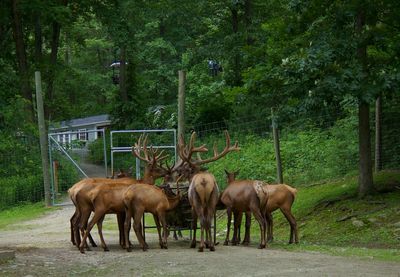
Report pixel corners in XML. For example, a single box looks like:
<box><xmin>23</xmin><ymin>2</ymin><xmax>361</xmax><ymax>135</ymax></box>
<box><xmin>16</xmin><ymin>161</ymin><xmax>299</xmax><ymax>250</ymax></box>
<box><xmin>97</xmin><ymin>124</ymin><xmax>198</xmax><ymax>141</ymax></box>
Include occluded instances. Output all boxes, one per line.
<box><xmin>1</xmin><ymin>204</ymin><xmax>400</xmax><ymax>276</ymax></box>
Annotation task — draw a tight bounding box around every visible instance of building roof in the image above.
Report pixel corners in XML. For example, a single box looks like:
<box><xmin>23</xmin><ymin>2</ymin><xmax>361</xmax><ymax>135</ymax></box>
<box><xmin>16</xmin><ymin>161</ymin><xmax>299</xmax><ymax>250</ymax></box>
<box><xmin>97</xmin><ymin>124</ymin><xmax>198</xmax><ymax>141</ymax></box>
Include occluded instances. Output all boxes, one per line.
<box><xmin>52</xmin><ymin>114</ymin><xmax>111</xmax><ymax>130</ymax></box>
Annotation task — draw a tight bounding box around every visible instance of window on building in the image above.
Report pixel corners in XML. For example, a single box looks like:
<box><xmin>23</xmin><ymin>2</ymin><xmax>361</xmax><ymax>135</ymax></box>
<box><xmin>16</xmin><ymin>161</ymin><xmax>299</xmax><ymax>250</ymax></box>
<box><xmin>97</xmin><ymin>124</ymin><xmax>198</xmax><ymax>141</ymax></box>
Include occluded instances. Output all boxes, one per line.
<box><xmin>79</xmin><ymin>129</ymin><xmax>87</xmax><ymax>141</ymax></box>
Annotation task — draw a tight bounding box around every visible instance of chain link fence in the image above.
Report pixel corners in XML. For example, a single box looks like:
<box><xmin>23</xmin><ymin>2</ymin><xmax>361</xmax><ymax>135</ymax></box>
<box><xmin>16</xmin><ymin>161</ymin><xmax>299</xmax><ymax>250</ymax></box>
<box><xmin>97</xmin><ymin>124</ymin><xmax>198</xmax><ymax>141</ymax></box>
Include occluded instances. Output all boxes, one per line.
<box><xmin>0</xmin><ymin>102</ymin><xmax>399</xmax><ymax>210</ymax></box>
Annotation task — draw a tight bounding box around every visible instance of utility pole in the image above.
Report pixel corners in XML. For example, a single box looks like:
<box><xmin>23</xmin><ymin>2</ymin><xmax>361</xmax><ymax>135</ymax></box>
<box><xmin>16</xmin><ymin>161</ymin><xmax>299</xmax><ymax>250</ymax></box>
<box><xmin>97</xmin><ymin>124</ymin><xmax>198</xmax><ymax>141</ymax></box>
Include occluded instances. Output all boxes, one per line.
<box><xmin>35</xmin><ymin>71</ymin><xmax>51</xmax><ymax>207</ymax></box>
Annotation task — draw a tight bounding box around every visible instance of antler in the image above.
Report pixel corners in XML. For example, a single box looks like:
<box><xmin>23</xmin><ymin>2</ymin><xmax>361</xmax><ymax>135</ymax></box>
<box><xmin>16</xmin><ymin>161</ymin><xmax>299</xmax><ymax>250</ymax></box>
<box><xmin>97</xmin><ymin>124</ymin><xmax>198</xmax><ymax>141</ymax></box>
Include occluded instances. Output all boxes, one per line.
<box><xmin>194</xmin><ymin>130</ymin><xmax>240</xmax><ymax>165</ymax></box>
<box><xmin>132</xmin><ymin>134</ymin><xmax>168</xmax><ymax>165</ymax></box>
<box><xmin>177</xmin><ymin>130</ymin><xmax>240</xmax><ymax>167</ymax></box>
<box><xmin>177</xmin><ymin>132</ymin><xmax>208</xmax><ymax>166</ymax></box>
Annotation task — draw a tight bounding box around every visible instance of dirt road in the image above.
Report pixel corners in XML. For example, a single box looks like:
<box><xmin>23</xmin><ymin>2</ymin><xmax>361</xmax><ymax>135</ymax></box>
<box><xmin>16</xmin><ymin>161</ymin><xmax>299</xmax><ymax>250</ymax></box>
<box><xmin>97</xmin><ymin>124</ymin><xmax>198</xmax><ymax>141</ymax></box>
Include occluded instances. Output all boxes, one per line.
<box><xmin>1</xmin><ymin>204</ymin><xmax>399</xmax><ymax>276</ymax></box>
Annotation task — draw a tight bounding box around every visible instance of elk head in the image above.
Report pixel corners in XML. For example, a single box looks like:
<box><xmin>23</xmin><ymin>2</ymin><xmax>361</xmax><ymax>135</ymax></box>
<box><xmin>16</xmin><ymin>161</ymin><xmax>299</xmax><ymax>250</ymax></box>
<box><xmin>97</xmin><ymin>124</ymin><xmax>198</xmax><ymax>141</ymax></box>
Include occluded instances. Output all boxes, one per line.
<box><xmin>177</xmin><ymin>130</ymin><xmax>240</xmax><ymax>180</ymax></box>
<box><xmin>132</xmin><ymin>134</ymin><xmax>170</xmax><ymax>183</ymax></box>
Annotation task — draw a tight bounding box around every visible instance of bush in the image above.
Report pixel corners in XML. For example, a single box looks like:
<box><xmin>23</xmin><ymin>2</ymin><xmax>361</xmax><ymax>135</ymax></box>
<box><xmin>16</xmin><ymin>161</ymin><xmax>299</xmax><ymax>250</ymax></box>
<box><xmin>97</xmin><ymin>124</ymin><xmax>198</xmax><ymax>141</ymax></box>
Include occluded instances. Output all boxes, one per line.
<box><xmin>0</xmin><ymin>175</ymin><xmax>44</xmax><ymax>210</ymax></box>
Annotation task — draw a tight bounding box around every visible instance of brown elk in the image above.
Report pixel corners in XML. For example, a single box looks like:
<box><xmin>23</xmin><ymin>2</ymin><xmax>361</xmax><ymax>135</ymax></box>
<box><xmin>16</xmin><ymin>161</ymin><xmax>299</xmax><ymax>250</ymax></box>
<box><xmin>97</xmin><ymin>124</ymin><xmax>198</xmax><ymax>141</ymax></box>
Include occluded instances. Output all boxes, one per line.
<box><xmin>123</xmin><ymin>179</ymin><xmax>182</xmax><ymax>251</ymax></box>
<box><xmin>221</xmin><ymin>170</ymin><xmax>268</xmax><ymax>249</ymax></box>
<box><xmin>74</xmin><ymin>135</ymin><xmax>169</xmax><ymax>253</ymax></box>
<box><xmin>178</xmin><ymin>130</ymin><xmax>240</xmax><ymax>252</ymax></box>
<box><xmin>224</xmin><ymin>170</ymin><xmax>298</xmax><ymax>245</ymax></box>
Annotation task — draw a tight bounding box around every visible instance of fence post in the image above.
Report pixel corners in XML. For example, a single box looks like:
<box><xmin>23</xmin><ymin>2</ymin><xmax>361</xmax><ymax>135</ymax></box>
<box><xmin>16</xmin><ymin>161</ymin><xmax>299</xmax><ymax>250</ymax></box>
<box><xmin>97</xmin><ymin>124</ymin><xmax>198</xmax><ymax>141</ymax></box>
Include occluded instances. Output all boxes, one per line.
<box><xmin>271</xmin><ymin>109</ymin><xmax>283</xmax><ymax>184</ymax></box>
<box><xmin>53</xmin><ymin>160</ymin><xmax>59</xmax><ymax>195</ymax></box>
<box><xmin>35</xmin><ymin>71</ymin><xmax>51</xmax><ymax>207</ymax></box>
<box><xmin>178</xmin><ymin>70</ymin><xmax>186</xmax><ymax>140</ymax></box>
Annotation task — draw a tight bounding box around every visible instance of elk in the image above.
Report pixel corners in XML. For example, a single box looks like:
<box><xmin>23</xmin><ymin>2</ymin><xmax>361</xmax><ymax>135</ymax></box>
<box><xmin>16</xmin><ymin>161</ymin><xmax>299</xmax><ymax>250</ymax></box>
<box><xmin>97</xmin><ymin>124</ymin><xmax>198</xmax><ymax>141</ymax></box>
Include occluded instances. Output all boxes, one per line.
<box><xmin>178</xmin><ymin>130</ymin><xmax>240</xmax><ymax>252</ymax></box>
<box><xmin>225</xmin><ymin>170</ymin><xmax>298</xmax><ymax>245</ymax></box>
<box><xmin>123</xmin><ymin>178</ymin><xmax>182</xmax><ymax>251</ymax></box>
<box><xmin>221</xmin><ymin>170</ymin><xmax>268</xmax><ymax>249</ymax></box>
<box><xmin>73</xmin><ymin>135</ymin><xmax>169</xmax><ymax>252</ymax></box>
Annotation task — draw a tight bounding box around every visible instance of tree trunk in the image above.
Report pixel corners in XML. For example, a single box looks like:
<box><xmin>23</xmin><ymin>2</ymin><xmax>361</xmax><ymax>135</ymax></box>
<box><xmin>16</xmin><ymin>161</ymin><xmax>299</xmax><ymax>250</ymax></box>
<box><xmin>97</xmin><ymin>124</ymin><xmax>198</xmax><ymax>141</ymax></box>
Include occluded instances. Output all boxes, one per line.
<box><xmin>356</xmin><ymin>8</ymin><xmax>374</xmax><ymax>197</ymax></box>
<box><xmin>34</xmin><ymin>11</ymin><xmax>42</xmax><ymax>68</ymax></box>
<box><xmin>46</xmin><ymin>0</ymin><xmax>68</xmax><ymax>119</ymax></box>
<box><xmin>11</xmin><ymin>0</ymin><xmax>33</xmax><ymax>121</ymax></box>
<box><xmin>358</xmin><ymin>101</ymin><xmax>374</xmax><ymax>197</ymax></box>
<box><xmin>119</xmin><ymin>45</ymin><xmax>128</xmax><ymax>102</ymax></box>
<box><xmin>230</xmin><ymin>5</ymin><xmax>241</xmax><ymax>86</ymax></box>
<box><xmin>375</xmin><ymin>95</ymin><xmax>382</xmax><ymax>172</ymax></box>
<box><xmin>244</xmin><ymin>0</ymin><xmax>254</xmax><ymax>45</ymax></box>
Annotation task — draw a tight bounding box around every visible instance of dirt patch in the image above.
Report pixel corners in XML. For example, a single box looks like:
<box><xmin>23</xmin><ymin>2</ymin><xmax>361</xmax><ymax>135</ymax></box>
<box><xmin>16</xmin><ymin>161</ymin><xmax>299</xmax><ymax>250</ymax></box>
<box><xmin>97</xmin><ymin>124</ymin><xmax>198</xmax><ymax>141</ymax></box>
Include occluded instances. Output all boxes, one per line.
<box><xmin>1</xmin><ymin>204</ymin><xmax>400</xmax><ymax>276</ymax></box>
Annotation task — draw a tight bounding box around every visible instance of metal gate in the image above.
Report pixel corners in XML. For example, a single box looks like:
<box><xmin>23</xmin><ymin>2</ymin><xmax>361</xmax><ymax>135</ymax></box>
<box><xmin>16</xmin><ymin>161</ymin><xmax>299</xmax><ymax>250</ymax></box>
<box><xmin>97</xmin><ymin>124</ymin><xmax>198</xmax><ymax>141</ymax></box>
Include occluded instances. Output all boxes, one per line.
<box><xmin>48</xmin><ymin>129</ymin><xmax>107</xmax><ymax>205</ymax></box>
<box><xmin>110</xmin><ymin>129</ymin><xmax>177</xmax><ymax>178</ymax></box>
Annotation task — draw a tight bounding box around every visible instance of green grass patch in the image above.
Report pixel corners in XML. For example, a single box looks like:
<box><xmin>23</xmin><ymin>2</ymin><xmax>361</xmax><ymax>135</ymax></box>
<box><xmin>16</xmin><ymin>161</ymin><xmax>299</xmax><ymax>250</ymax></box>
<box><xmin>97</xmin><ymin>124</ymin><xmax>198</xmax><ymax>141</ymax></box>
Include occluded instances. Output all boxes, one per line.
<box><xmin>0</xmin><ymin>202</ymin><xmax>55</xmax><ymax>230</ymax></box>
<box><xmin>217</xmin><ymin>170</ymin><xmax>400</xmax><ymax>261</ymax></box>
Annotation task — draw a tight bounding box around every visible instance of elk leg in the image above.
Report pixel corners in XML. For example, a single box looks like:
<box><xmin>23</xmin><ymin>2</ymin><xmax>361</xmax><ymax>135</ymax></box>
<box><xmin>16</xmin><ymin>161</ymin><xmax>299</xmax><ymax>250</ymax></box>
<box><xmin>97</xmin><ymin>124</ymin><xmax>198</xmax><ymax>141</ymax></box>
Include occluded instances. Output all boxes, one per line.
<box><xmin>124</xmin><ymin>208</ymin><xmax>133</xmax><ymax>252</ymax></box>
<box><xmin>159</xmin><ymin>212</ymin><xmax>168</xmax><ymax>249</ymax></box>
<box><xmin>252</xmin><ymin>208</ymin><xmax>266</xmax><ymax>249</ymax></box>
<box><xmin>242</xmin><ymin>211</ymin><xmax>251</xmax><ymax>245</ymax></box>
<box><xmin>77</xmin><ymin>209</ymin><xmax>92</xmax><ymax>250</ymax></box>
<box><xmin>96</xmin><ymin>215</ymin><xmax>109</xmax><ymax>251</ymax></box>
<box><xmin>190</xmin><ymin>208</ymin><xmax>197</xmax><ymax>249</ymax></box>
<box><xmin>281</xmin><ymin>208</ymin><xmax>298</xmax><ymax>244</ymax></box>
<box><xmin>79</xmin><ymin>210</ymin><xmax>105</xmax><ymax>253</ymax></box>
<box><xmin>133</xmin><ymin>210</ymin><xmax>147</xmax><ymax>251</ymax></box>
<box><xmin>117</xmin><ymin>212</ymin><xmax>130</xmax><ymax>249</ymax></box>
<box><xmin>224</xmin><ymin>207</ymin><xmax>232</xmax><ymax>245</ymax></box>
<box><xmin>207</xmin><ymin>208</ymin><xmax>215</xmax><ymax>251</ymax></box>
<box><xmin>153</xmin><ymin>214</ymin><xmax>164</xmax><ymax>248</ymax></box>
<box><xmin>70</xmin><ymin>210</ymin><xmax>77</xmax><ymax>245</ymax></box>
<box><xmin>266</xmin><ymin>212</ymin><xmax>274</xmax><ymax>243</ymax></box>
<box><xmin>232</xmin><ymin>212</ymin><xmax>242</xmax><ymax>245</ymax></box>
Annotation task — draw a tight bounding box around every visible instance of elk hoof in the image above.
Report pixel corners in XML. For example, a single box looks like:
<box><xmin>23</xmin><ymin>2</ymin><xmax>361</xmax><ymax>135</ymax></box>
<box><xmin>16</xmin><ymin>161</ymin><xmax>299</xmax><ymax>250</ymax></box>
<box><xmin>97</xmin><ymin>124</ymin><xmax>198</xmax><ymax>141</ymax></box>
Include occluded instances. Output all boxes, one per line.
<box><xmin>241</xmin><ymin>241</ymin><xmax>249</xmax><ymax>246</ymax></box>
<box><xmin>142</xmin><ymin>247</ymin><xmax>148</xmax><ymax>252</ymax></box>
<box><xmin>258</xmin><ymin>244</ymin><xmax>266</xmax><ymax>249</ymax></box>
<box><xmin>210</xmin><ymin>246</ymin><xmax>215</xmax><ymax>251</ymax></box>
<box><xmin>126</xmin><ymin>247</ymin><xmax>132</xmax><ymax>252</ymax></box>
<box><xmin>190</xmin><ymin>242</ymin><xmax>196</xmax><ymax>248</ymax></box>
<box><xmin>79</xmin><ymin>247</ymin><xmax>85</xmax><ymax>254</ymax></box>
<box><xmin>223</xmin><ymin>241</ymin><xmax>229</xmax><ymax>246</ymax></box>
<box><xmin>198</xmin><ymin>247</ymin><xmax>204</xmax><ymax>252</ymax></box>
<box><xmin>103</xmin><ymin>247</ymin><xmax>109</xmax><ymax>252</ymax></box>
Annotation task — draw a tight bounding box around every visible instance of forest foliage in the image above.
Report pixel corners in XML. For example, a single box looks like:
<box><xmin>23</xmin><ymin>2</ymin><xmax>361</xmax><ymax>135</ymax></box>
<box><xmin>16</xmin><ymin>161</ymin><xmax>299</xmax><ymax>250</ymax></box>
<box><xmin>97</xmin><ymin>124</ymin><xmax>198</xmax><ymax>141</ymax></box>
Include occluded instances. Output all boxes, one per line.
<box><xmin>1</xmin><ymin>0</ymin><xmax>399</xmax><ymax>204</ymax></box>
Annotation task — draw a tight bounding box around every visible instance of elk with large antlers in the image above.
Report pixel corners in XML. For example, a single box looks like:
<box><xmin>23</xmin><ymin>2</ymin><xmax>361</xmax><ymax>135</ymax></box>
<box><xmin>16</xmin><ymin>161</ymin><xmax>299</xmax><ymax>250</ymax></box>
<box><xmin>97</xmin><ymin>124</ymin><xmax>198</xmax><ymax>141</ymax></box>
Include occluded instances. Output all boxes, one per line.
<box><xmin>73</xmin><ymin>134</ymin><xmax>170</xmax><ymax>253</ymax></box>
<box><xmin>178</xmin><ymin>130</ymin><xmax>240</xmax><ymax>252</ymax></box>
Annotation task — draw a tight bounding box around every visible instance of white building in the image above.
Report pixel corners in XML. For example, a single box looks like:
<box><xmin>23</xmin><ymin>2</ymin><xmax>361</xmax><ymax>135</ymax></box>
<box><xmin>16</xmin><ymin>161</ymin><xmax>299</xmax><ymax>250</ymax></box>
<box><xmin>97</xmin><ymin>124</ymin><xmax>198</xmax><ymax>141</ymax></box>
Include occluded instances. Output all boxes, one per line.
<box><xmin>49</xmin><ymin>114</ymin><xmax>111</xmax><ymax>145</ymax></box>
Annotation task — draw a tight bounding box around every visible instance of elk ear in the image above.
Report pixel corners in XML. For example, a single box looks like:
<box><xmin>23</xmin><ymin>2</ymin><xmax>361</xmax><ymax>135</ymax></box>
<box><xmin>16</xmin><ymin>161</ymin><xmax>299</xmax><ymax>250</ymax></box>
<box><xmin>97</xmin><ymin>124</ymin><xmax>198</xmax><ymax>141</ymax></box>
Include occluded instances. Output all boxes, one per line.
<box><xmin>234</xmin><ymin>170</ymin><xmax>240</xmax><ymax>177</ymax></box>
<box><xmin>224</xmin><ymin>169</ymin><xmax>229</xmax><ymax>176</ymax></box>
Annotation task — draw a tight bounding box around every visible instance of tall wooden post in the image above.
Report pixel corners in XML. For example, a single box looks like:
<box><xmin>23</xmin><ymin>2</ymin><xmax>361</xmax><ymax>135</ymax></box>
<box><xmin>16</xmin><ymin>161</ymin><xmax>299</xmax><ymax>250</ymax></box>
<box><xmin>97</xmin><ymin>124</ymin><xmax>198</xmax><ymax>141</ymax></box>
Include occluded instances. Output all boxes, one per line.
<box><xmin>35</xmin><ymin>71</ymin><xmax>51</xmax><ymax>207</ymax></box>
<box><xmin>375</xmin><ymin>95</ymin><xmax>382</xmax><ymax>172</ymax></box>
<box><xmin>178</xmin><ymin>70</ymin><xmax>186</xmax><ymax>139</ymax></box>
<box><xmin>271</xmin><ymin>109</ymin><xmax>283</xmax><ymax>184</ymax></box>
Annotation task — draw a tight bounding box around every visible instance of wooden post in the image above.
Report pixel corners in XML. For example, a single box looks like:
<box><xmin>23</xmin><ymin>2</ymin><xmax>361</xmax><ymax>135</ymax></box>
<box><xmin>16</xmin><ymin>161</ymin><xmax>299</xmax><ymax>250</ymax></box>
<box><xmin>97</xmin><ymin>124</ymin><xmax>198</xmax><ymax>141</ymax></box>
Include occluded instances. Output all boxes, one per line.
<box><xmin>272</xmin><ymin>109</ymin><xmax>283</xmax><ymax>184</ymax></box>
<box><xmin>53</xmin><ymin>160</ymin><xmax>59</xmax><ymax>195</ymax></box>
<box><xmin>178</xmin><ymin>70</ymin><xmax>186</xmax><ymax>139</ymax></box>
<box><xmin>375</xmin><ymin>95</ymin><xmax>382</xmax><ymax>172</ymax></box>
<box><xmin>35</xmin><ymin>71</ymin><xmax>51</xmax><ymax>207</ymax></box>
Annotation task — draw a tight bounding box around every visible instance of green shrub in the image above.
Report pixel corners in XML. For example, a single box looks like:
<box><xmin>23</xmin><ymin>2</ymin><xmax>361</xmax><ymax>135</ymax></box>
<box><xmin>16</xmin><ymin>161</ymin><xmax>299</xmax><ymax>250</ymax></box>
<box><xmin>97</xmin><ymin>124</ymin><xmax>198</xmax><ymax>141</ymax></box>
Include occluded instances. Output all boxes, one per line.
<box><xmin>0</xmin><ymin>175</ymin><xmax>44</xmax><ymax>210</ymax></box>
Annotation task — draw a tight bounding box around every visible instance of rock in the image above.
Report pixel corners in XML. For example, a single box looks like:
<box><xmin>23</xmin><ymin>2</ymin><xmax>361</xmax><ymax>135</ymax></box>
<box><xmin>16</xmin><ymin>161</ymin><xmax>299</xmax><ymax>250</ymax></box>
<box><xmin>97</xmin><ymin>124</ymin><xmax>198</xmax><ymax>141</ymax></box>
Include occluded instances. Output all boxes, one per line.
<box><xmin>352</xmin><ymin>219</ymin><xmax>364</xmax><ymax>227</ymax></box>
<box><xmin>367</xmin><ymin>217</ymin><xmax>378</xmax><ymax>224</ymax></box>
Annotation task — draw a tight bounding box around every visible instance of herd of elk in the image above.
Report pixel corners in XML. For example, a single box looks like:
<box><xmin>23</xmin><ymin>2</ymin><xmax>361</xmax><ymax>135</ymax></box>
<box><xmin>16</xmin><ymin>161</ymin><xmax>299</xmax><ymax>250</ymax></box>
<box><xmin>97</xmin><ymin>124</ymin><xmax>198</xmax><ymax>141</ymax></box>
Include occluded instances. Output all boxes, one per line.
<box><xmin>69</xmin><ymin>130</ymin><xmax>299</xmax><ymax>254</ymax></box>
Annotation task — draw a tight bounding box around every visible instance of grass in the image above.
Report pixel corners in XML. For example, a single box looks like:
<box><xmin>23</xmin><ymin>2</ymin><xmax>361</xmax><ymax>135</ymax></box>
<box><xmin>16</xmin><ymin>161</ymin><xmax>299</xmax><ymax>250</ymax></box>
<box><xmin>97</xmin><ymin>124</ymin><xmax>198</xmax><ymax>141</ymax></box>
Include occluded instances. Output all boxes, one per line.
<box><xmin>1</xmin><ymin>171</ymin><xmax>399</xmax><ymax>262</ymax></box>
<box><xmin>0</xmin><ymin>202</ymin><xmax>56</xmax><ymax>230</ymax></box>
<box><xmin>216</xmin><ymin>170</ymin><xmax>400</xmax><ymax>261</ymax></box>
